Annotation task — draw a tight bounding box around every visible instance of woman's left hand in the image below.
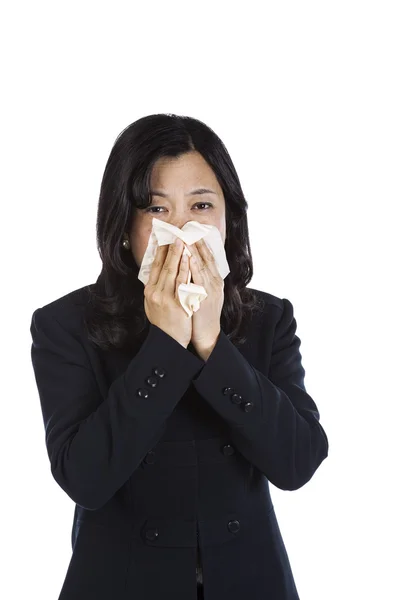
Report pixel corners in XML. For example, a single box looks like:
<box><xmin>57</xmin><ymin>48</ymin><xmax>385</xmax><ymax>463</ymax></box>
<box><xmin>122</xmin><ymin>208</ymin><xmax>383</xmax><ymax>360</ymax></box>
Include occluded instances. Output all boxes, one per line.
<box><xmin>187</xmin><ymin>238</ymin><xmax>224</xmax><ymax>356</ymax></box>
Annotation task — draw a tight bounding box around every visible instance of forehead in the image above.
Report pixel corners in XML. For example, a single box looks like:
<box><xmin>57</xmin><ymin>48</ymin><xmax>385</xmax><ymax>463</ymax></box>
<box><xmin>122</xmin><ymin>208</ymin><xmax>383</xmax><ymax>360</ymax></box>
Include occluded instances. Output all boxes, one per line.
<box><xmin>150</xmin><ymin>152</ymin><xmax>221</xmax><ymax>192</ymax></box>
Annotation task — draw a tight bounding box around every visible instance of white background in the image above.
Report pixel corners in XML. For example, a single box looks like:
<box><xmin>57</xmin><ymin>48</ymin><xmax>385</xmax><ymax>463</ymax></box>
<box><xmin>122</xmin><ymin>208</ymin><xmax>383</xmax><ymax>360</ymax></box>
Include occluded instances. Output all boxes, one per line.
<box><xmin>1</xmin><ymin>1</ymin><xmax>399</xmax><ymax>598</ymax></box>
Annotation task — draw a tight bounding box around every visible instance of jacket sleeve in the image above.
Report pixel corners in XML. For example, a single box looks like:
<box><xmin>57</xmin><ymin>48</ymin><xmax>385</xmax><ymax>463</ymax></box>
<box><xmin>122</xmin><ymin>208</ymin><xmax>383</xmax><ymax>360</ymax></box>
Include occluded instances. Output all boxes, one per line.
<box><xmin>191</xmin><ymin>298</ymin><xmax>329</xmax><ymax>491</ymax></box>
<box><xmin>30</xmin><ymin>307</ymin><xmax>205</xmax><ymax>510</ymax></box>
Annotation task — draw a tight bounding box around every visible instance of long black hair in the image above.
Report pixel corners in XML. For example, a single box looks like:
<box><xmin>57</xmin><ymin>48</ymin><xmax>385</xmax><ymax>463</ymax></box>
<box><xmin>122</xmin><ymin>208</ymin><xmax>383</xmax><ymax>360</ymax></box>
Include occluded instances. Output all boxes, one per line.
<box><xmin>84</xmin><ymin>113</ymin><xmax>265</xmax><ymax>352</ymax></box>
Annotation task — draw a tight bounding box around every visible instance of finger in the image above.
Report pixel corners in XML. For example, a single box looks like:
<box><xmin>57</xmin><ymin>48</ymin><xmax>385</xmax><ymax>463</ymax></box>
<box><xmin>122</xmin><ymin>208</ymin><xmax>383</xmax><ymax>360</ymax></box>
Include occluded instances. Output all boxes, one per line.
<box><xmin>175</xmin><ymin>250</ymin><xmax>190</xmax><ymax>298</ymax></box>
<box><xmin>146</xmin><ymin>244</ymin><xmax>169</xmax><ymax>287</ymax></box>
<box><xmin>189</xmin><ymin>252</ymin><xmax>205</xmax><ymax>286</ymax></box>
<box><xmin>195</xmin><ymin>239</ymin><xmax>220</xmax><ymax>279</ymax></box>
<box><xmin>187</xmin><ymin>243</ymin><xmax>205</xmax><ymax>287</ymax></box>
<box><xmin>187</xmin><ymin>243</ymin><xmax>202</xmax><ymax>269</ymax></box>
<box><xmin>158</xmin><ymin>238</ymin><xmax>184</xmax><ymax>293</ymax></box>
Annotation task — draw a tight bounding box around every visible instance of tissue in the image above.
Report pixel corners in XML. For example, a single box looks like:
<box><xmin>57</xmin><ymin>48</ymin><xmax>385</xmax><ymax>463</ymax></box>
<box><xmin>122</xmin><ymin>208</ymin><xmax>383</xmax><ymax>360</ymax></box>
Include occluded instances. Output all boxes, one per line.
<box><xmin>138</xmin><ymin>217</ymin><xmax>230</xmax><ymax>317</ymax></box>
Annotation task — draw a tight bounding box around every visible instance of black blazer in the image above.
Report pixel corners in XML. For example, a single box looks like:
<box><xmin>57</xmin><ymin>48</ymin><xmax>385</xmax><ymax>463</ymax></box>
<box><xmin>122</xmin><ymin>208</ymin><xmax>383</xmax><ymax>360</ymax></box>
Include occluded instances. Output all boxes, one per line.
<box><xmin>30</xmin><ymin>284</ymin><xmax>328</xmax><ymax>600</ymax></box>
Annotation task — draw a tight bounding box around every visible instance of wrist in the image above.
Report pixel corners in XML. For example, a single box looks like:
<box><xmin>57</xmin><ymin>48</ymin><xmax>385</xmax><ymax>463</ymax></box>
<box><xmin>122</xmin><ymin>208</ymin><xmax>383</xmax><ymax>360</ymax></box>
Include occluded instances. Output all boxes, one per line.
<box><xmin>194</xmin><ymin>336</ymin><xmax>220</xmax><ymax>360</ymax></box>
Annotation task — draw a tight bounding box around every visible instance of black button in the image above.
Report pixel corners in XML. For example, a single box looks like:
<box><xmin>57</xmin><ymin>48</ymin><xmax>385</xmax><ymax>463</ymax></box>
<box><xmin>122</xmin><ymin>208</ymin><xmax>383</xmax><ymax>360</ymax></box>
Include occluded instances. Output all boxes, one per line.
<box><xmin>243</xmin><ymin>401</ymin><xmax>254</xmax><ymax>412</ymax></box>
<box><xmin>144</xmin><ymin>451</ymin><xmax>156</xmax><ymax>464</ymax></box>
<box><xmin>137</xmin><ymin>388</ymin><xmax>149</xmax><ymax>399</ymax></box>
<box><xmin>145</xmin><ymin>528</ymin><xmax>159</xmax><ymax>541</ymax></box>
<box><xmin>146</xmin><ymin>375</ymin><xmax>158</xmax><ymax>388</ymax></box>
<box><xmin>231</xmin><ymin>393</ymin><xmax>242</xmax><ymax>405</ymax></box>
<box><xmin>222</xmin><ymin>444</ymin><xmax>235</xmax><ymax>456</ymax></box>
<box><xmin>153</xmin><ymin>367</ymin><xmax>166</xmax><ymax>378</ymax></box>
<box><xmin>222</xmin><ymin>386</ymin><xmax>234</xmax><ymax>395</ymax></box>
<box><xmin>227</xmin><ymin>520</ymin><xmax>240</xmax><ymax>533</ymax></box>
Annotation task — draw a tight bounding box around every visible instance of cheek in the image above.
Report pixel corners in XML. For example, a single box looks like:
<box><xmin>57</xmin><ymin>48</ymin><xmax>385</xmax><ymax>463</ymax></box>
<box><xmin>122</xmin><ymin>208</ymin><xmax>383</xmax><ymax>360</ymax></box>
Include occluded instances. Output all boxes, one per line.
<box><xmin>130</xmin><ymin>224</ymin><xmax>152</xmax><ymax>265</ymax></box>
<box><xmin>138</xmin><ymin>232</ymin><xmax>152</xmax><ymax>260</ymax></box>
<box><xmin>205</xmin><ymin>212</ymin><xmax>225</xmax><ymax>234</ymax></box>
<box><xmin>215</xmin><ymin>216</ymin><xmax>226</xmax><ymax>242</ymax></box>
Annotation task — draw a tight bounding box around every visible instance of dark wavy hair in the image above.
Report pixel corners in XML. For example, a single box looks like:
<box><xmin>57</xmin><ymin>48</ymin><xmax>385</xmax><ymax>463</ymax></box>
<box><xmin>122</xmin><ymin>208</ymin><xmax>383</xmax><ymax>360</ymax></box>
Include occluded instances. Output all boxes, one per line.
<box><xmin>84</xmin><ymin>113</ymin><xmax>265</xmax><ymax>353</ymax></box>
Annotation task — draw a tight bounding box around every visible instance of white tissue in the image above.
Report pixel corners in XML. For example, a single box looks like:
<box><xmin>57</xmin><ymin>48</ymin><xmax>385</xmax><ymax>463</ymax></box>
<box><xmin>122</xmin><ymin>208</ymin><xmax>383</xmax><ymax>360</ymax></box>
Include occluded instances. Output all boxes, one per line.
<box><xmin>138</xmin><ymin>217</ymin><xmax>230</xmax><ymax>317</ymax></box>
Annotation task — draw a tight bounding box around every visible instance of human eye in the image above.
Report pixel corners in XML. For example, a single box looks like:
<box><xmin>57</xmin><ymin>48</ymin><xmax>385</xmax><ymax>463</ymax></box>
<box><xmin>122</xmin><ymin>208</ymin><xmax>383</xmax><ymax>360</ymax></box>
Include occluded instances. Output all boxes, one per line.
<box><xmin>193</xmin><ymin>202</ymin><xmax>213</xmax><ymax>210</ymax></box>
<box><xmin>144</xmin><ymin>206</ymin><xmax>165</xmax><ymax>213</ymax></box>
<box><xmin>145</xmin><ymin>202</ymin><xmax>213</xmax><ymax>213</ymax></box>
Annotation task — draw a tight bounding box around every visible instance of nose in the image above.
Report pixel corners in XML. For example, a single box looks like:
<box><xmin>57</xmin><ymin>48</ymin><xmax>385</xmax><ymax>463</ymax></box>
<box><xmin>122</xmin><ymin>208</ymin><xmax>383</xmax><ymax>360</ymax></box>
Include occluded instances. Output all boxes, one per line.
<box><xmin>169</xmin><ymin>218</ymin><xmax>191</xmax><ymax>231</ymax></box>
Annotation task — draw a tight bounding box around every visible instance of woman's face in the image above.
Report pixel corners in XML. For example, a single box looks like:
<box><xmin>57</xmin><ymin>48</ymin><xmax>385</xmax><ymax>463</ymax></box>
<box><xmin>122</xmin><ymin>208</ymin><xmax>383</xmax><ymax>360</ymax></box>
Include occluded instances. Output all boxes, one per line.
<box><xmin>128</xmin><ymin>151</ymin><xmax>226</xmax><ymax>268</ymax></box>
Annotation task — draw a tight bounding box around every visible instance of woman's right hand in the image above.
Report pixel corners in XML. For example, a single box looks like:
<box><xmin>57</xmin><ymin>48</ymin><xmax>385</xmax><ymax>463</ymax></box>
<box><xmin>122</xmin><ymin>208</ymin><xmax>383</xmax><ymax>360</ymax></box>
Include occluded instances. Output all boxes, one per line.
<box><xmin>144</xmin><ymin>238</ymin><xmax>192</xmax><ymax>348</ymax></box>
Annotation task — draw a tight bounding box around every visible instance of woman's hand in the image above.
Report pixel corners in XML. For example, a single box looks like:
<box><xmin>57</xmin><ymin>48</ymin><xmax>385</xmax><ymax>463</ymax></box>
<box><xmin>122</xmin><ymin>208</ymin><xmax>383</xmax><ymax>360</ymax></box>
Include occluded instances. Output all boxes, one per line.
<box><xmin>144</xmin><ymin>238</ymin><xmax>192</xmax><ymax>348</ymax></box>
<box><xmin>187</xmin><ymin>238</ymin><xmax>224</xmax><ymax>359</ymax></box>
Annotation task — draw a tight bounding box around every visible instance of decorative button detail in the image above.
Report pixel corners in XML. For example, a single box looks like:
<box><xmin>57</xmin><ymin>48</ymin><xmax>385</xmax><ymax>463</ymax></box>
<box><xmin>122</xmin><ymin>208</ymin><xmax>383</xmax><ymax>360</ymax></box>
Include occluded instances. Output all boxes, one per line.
<box><xmin>231</xmin><ymin>393</ymin><xmax>242</xmax><ymax>405</ymax></box>
<box><xmin>222</xmin><ymin>386</ymin><xmax>234</xmax><ymax>395</ymax></box>
<box><xmin>144</xmin><ymin>451</ymin><xmax>156</xmax><ymax>464</ymax></box>
<box><xmin>137</xmin><ymin>388</ymin><xmax>149</xmax><ymax>399</ymax></box>
<box><xmin>145</xmin><ymin>528</ymin><xmax>159</xmax><ymax>541</ymax></box>
<box><xmin>153</xmin><ymin>367</ymin><xmax>166</xmax><ymax>378</ymax></box>
<box><xmin>146</xmin><ymin>375</ymin><xmax>158</xmax><ymax>388</ymax></box>
<box><xmin>222</xmin><ymin>444</ymin><xmax>235</xmax><ymax>456</ymax></box>
<box><xmin>227</xmin><ymin>520</ymin><xmax>240</xmax><ymax>534</ymax></box>
<box><xmin>243</xmin><ymin>401</ymin><xmax>254</xmax><ymax>412</ymax></box>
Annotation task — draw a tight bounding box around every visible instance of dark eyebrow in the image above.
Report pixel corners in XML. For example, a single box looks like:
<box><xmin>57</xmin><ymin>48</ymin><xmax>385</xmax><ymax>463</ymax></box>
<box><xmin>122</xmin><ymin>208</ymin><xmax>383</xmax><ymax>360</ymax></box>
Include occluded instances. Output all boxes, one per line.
<box><xmin>149</xmin><ymin>188</ymin><xmax>217</xmax><ymax>198</ymax></box>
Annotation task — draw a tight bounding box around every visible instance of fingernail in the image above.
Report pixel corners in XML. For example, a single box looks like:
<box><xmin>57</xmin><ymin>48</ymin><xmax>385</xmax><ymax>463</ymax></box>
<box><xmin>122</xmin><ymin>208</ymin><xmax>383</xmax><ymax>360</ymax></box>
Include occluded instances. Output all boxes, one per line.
<box><xmin>175</xmin><ymin>238</ymin><xmax>182</xmax><ymax>247</ymax></box>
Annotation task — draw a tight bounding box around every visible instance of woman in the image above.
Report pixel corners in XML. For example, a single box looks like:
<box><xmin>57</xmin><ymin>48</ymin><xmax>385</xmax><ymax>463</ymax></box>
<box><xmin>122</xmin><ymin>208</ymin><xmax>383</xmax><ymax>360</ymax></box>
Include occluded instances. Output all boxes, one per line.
<box><xmin>30</xmin><ymin>113</ymin><xmax>329</xmax><ymax>600</ymax></box>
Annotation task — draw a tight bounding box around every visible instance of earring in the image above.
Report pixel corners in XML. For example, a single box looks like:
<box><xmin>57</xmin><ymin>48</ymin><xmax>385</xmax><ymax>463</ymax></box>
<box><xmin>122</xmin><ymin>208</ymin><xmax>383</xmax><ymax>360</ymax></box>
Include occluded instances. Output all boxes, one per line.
<box><xmin>122</xmin><ymin>237</ymin><xmax>130</xmax><ymax>250</ymax></box>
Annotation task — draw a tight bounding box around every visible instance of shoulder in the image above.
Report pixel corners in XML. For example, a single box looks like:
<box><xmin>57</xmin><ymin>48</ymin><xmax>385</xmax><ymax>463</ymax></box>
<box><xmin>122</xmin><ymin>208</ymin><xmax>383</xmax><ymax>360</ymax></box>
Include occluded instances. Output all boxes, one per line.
<box><xmin>245</xmin><ymin>287</ymin><xmax>296</xmax><ymax>337</ymax></box>
<box><xmin>30</xmin><ymin>283</ymin><xmax>94</xmax><ymax>333</ymax></box>
<box><xmin>246</xmin><ymin>286</ymin><xmax>287</xmax><ymax>314</ymax></box>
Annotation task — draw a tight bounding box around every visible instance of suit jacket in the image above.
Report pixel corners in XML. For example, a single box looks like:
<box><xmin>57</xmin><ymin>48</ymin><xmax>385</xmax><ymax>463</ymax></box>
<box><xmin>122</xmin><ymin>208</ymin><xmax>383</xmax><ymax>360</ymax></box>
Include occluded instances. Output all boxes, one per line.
<box><xmin>30</xmin><ymin>284</ymin><xmax>328</xmax><ymax>600</ymax></box>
